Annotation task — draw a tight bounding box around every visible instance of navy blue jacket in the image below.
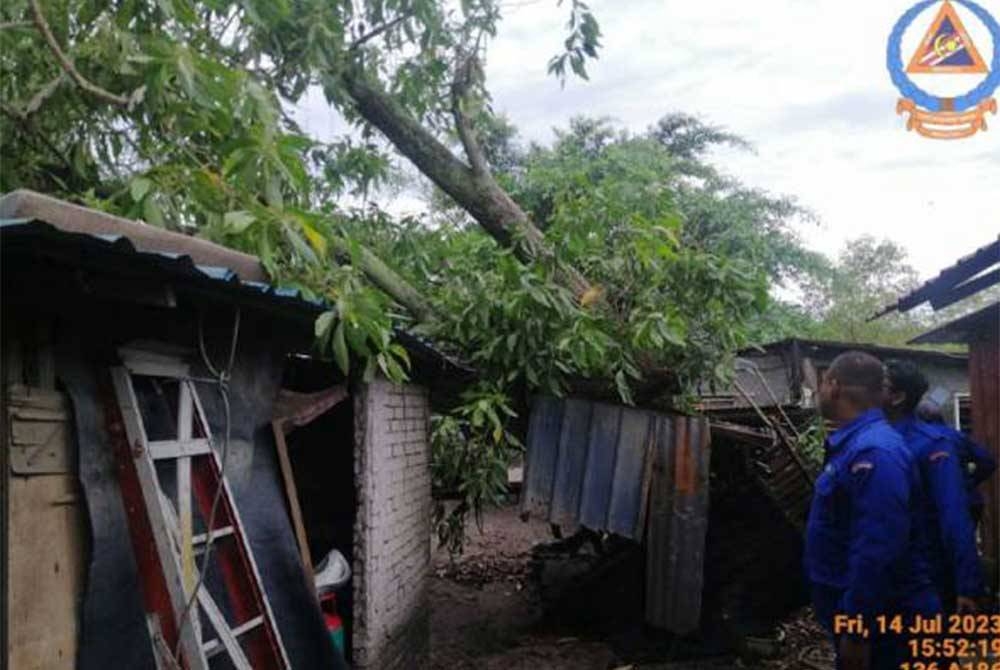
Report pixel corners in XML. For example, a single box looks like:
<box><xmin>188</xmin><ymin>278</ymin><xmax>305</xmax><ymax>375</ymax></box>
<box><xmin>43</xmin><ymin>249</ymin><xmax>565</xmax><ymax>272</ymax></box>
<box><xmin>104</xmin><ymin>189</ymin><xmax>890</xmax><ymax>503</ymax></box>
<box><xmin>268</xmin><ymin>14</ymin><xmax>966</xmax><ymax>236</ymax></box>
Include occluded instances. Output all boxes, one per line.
<box><xmin>893</xmin><ymin>416</ymin><xmax>984</xmax><ymax>599</ymax></box>
<box><xmin>805</xmin><ymin>409</ymin><xmax>934</xmax><ymax>623</ymax></box>
<box><xmin>931</xmin><ymin>423</ymin><xmax>996</xmax><ymax>509</ymax></box>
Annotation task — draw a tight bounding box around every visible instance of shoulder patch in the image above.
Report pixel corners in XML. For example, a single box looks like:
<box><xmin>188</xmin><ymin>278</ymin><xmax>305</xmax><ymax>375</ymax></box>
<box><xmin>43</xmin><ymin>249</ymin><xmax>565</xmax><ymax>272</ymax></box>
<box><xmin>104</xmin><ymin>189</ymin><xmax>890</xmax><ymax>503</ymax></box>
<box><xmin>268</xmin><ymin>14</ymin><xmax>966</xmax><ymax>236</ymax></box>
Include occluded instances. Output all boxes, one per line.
<box><xmin>851</xmin><ymin>460</ymin><xmax>875</xmax><ymax>474</ymax></box>
<box><xmin>928</xmin><ymin>450</ymin><xmax>950</xmax><ymax>463</ymax></box>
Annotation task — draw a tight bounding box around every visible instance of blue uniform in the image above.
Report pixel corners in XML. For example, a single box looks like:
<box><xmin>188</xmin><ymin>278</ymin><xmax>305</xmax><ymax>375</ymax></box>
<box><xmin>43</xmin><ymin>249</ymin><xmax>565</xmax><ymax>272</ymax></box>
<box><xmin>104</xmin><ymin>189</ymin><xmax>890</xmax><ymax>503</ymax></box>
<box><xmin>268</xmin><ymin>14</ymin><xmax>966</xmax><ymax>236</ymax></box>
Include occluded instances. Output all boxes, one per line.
<box><xmin>893</xmin><ymin>417</ymin><xmax>984</xmax><ymax>603</ymax></box>
<box><xmin>805</xmin><ymin>409</ymin><xmax>938</xmax><ymax>668</ymax></box>
<box><xmin>932</xmin><ymin>423</ymin><xmax>996</xmax><ymax>513</ymax></box>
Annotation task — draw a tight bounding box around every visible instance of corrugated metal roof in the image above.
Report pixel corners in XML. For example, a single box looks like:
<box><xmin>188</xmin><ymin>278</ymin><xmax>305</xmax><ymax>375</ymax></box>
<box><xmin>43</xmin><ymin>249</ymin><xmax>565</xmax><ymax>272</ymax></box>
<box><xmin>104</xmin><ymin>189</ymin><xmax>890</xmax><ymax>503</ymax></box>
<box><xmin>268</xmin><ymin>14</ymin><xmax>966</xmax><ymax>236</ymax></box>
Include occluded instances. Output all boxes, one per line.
<box><xmin>520</xmin><ymin>395</ymin><xmax>711</xmax><ymax>633</ymax></box>
<box><xmin>0</xmin><ymin>204</ymin><xmax>467</xmax><ymax>374</ymax></box>
<box><xmin>909</xmin><ymin>301</ymin><xmax>1000</xmax><ymax>345</ymax></box>
<box><xmin>0</xmin><ymin>217</ymin><xmax>325</xmax><ymax>313</ymax></box>
<box><xmin>0</xmin><ymin>189</ymin><xmax>265</xmax><ymax>280</ymax></box>
<box><xmin>874</xmin><ymin>236</ymin><xmax>1000</xmax><ymax>318</ymax></box>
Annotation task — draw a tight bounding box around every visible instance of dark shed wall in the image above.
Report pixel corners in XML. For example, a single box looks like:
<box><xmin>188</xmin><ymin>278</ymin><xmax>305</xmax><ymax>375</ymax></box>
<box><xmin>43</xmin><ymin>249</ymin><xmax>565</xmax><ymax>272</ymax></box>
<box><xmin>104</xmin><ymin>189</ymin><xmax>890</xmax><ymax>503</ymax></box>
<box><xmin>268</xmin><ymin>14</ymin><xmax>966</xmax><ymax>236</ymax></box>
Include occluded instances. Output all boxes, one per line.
<box><xmin>1</xmin><ymin>258</ymin><xmax>336</xmax><ymax>668</ymax></box>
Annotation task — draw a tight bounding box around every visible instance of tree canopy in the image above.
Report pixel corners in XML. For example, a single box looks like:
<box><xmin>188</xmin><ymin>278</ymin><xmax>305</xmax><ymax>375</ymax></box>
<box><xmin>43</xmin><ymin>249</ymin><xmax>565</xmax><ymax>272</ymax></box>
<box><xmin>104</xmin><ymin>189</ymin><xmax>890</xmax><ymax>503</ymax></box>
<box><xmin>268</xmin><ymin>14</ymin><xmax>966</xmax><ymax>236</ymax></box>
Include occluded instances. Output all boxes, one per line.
<box><xmin>1</xmin><ymin>0</ymin><xmax>946</xmax><ymax>550</ymax></box>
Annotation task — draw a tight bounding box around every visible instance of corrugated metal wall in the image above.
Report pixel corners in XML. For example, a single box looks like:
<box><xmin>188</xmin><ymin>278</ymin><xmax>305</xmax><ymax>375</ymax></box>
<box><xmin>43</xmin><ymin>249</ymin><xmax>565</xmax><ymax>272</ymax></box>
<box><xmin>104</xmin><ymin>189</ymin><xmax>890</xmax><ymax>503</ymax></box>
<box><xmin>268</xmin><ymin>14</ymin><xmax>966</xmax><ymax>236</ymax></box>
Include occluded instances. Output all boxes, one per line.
<box><xmin>520</xmin><ymin>396</ymin><xmax>711</xmax><ymax>633</ymax></box>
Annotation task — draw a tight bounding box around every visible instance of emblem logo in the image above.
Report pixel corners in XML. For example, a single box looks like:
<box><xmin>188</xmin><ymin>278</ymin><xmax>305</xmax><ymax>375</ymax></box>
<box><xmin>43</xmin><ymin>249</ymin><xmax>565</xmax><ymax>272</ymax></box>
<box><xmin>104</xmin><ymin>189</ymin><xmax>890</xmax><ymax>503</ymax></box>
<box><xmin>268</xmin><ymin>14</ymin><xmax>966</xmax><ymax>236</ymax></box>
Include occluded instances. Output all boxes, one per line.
<box><xmin>888</xmin><ymin>0</ymin><xmax>1000</xmax><ymax>138</ymax></box>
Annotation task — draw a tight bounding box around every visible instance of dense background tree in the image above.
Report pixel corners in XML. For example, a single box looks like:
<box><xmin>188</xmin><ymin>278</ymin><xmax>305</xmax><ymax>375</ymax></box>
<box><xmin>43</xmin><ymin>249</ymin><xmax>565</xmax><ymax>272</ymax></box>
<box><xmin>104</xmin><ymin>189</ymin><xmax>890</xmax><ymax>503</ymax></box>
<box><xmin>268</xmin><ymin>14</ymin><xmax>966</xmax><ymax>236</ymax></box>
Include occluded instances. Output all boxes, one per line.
<box><xmin>799</xmin><ymin>236</ymin><xmax>925</xmax><ymax>345</ymax></box>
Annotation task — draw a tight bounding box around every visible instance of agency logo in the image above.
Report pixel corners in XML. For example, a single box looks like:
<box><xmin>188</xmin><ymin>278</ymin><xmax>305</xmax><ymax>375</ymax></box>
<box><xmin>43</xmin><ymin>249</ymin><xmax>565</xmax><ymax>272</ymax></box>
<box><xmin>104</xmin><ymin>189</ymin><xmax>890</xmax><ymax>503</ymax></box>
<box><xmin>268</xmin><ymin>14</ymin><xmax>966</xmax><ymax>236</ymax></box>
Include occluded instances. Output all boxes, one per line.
<box><xmin>888</xmin><ymin>0</ymin><xmax>1000</xmax><ymax>139</ymax></box>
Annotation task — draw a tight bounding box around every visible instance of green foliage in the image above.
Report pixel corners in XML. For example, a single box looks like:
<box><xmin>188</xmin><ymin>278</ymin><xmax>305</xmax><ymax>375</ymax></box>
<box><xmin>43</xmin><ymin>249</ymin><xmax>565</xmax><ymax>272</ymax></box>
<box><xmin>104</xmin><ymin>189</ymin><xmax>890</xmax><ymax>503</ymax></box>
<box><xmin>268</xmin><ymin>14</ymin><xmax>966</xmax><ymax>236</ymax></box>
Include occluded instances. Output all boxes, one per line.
<box><xmin>547</xmin><ymin>0</ymin><xmax>602</xmax><ymax>84</ymax></box>
<box><xmin>1</xmin><ymin>0</ymin><xmax>607</xmax><ymax>553</ymax></box>
<box><xmin>347</xmin><ymin>115</ymin><xmax>816</xmax><ymax>550</ymax></box>
<box><xmin>800</xmin><ymin>235</ymin><xmax>927</xmax><ymax>345</ymax></box>
<box><xmin>794</xmin><ymin>416</ymin><xmax>827</xmax><ymax>473</ymax></box>
<box><xmin>1</xmin><ymin>0</ymin><xmax>599</xmax><ymax>384</ymax></box>
<box><xmin>1</xmin><ymin>0</ymin><xmax>845</xmax><ymax>555</ymax></box>
<box><xmin>430</xmin><ymin>384</ymin><xmax>521</xmax><ymax>555</ymax></box>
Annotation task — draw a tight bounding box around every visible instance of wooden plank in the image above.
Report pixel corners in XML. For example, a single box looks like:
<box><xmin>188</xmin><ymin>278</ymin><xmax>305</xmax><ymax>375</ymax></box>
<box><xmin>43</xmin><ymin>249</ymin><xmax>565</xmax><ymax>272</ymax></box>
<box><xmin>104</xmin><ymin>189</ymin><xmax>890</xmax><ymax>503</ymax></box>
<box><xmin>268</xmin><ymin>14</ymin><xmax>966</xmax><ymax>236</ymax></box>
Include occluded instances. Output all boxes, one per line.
<box><xmin>177</xmin><ymin>382</ymin><xmax>194</xmax><ymax>595</ymax></box>
<box><xmin>149</xmin><ymin>439</ymin><xmax>212</xmax><ymax>460</ymax></box>
<box><xmin>196</xmin><ymin>576</ymin><xmax>253</xmax><ymax>670</ymax></box>
<box><xmin>119</xmin><ymin>346</ymin><xmax>191</xmax><ymax>379</ymax></box>
<box><xmin>271</xmin><ymin>421</ymin><xmax>314</xmax><ymax>578</ymax></box>
<box><xmin>35</xmin><ymin>321</ymin><xmax>55</xmax><ymax>390</ymax></box>
<box><xmin>193</xmin><ymin>526</ymin><xmax>235</xmax><ymax>555</ymax></box>
<box><xmin>6</xmin><ymin>386</ymin><xmax>67</xmax><ymax>411</ymax></box>
<box><xmin>203</xmin><ymin>616</ymin><xmax>264</xmax><ymax>659</ymax></box>
<box><xmin>969</xmin><ymin>340</ymin><xmax>999</xmax><ymax>566</ymax></box>
<box><xmin>7</xmin><ymin>474</ymin><xmax>86</xmax><ymax>669</ymax></box>
<box><xmin>8</xmin><ymin>407</ymin><xmax>73</xmax><ymax>475</ymax></box>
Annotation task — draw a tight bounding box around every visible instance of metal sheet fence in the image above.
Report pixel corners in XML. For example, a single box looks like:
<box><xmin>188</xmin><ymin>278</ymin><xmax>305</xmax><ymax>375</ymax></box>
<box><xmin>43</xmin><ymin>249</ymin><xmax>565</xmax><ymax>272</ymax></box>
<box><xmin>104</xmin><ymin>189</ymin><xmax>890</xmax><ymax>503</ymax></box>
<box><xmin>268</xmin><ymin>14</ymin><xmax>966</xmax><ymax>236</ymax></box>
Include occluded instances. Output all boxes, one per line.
<box><xmin>520</xmin><ymin>396</ymin><xmax>711</xmax><ymax>633</ymax></box>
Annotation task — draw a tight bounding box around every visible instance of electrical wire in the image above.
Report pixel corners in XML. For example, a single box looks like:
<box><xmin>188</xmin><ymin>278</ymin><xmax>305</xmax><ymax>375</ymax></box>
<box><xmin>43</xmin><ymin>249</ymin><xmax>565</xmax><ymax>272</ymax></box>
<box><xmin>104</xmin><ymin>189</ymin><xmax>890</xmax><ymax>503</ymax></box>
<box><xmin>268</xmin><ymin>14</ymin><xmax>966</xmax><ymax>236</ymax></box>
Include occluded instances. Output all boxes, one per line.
<box><xmin>172</xmin><ymin>307</ymin><xmax>241</xmax><ymax>664</ymax></box>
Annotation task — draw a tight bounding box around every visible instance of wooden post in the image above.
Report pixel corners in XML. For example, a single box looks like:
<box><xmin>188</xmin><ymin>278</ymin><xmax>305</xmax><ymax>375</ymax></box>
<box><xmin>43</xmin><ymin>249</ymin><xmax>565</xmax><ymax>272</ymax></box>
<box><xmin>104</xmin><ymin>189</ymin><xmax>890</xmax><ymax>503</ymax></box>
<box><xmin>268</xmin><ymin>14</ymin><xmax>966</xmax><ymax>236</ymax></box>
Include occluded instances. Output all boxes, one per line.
<box><xmin>969</xmin><ymin>335</ymin><xmax>999</xmax><ymax>580</ymax></box>
<box><xmin>271</xmin><ymin>421</ymin><xmax>314</xmax><ymax>578</ymax></box>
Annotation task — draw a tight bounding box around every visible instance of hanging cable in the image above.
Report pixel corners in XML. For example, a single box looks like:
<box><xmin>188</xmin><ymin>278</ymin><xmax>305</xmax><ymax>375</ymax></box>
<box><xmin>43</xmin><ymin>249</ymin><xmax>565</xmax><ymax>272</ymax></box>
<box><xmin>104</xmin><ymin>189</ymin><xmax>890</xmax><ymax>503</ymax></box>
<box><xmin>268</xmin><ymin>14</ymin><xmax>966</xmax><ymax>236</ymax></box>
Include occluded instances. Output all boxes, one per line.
<box><xmin>172</xmin><ymin>307</ymin><xmax>241</xmax><ymax>664</ymax></box>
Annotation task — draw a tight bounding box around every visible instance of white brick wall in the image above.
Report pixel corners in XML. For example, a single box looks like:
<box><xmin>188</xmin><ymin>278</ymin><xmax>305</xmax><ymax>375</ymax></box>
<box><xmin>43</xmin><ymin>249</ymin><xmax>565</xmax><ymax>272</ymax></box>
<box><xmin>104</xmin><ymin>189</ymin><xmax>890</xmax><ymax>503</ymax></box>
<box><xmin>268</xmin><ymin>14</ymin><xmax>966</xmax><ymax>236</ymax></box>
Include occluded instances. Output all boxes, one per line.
<box><xmin>353</xmin><ymin>378</ymin><xmax>431</xmax><ymax>669</ymax></box>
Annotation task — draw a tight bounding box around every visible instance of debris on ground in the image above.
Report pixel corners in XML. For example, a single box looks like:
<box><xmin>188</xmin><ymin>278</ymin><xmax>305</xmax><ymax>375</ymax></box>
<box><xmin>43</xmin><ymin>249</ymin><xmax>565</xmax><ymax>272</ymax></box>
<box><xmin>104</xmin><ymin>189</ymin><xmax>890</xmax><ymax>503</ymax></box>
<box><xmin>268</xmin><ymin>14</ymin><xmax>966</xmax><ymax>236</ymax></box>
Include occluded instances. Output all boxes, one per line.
<box><xmin>430</xmin><ymin>504</ymin><xmax>837</xmax><ymax>669</ymax></box>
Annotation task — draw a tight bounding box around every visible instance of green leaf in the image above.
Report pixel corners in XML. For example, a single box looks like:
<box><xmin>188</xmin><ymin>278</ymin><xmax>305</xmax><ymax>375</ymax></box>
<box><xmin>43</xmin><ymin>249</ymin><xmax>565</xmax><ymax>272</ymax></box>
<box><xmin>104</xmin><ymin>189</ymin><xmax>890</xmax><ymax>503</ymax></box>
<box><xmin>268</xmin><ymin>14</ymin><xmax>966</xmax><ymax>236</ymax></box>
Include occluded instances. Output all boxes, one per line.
<box><xmin>300</xmin><ymin>219</ymin><xmax>328</xmax><ymax>257</ymax></box>
<box><xmin>223</xmin><ymin>210</ymin><xmax>256</xmax><ymax>233</ymax></box>
<box><xmin>130</xmin><ymin>177</ymin><xmax>153</xmax><ymax>202</ymax></box>
<box><xmin>315</xmin><ymin>310</ymin><xmax>335</xmax><ymax>340</ymax></box>
<box><xmin>333</xmin><ymin>321</ymin><xmax>349</xmax><ymax>374</ymax></box>
<box><xmin>142</xmin><ymin>197</ymin><xmax>166</xmax><ymax>227</ymax></box>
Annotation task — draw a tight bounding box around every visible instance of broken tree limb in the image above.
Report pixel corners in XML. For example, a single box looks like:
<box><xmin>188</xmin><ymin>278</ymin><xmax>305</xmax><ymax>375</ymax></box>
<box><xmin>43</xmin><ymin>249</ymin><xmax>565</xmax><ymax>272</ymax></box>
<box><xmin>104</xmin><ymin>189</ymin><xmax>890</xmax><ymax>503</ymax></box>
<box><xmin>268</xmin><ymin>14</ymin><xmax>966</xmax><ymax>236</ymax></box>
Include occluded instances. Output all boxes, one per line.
<box><xmin>327</xmin><ymin>234</ymin><xmax>433</xmax><ymax>322</ymax></box>
<box><xmin>451</xmin><ymin>54</ymin><xmax>490</xmax><ymax>177</ymax></box>
<box><xmin>339</xmin><ymin>65</ymin><xmax>593</xmax><ymax>300</ymax></box>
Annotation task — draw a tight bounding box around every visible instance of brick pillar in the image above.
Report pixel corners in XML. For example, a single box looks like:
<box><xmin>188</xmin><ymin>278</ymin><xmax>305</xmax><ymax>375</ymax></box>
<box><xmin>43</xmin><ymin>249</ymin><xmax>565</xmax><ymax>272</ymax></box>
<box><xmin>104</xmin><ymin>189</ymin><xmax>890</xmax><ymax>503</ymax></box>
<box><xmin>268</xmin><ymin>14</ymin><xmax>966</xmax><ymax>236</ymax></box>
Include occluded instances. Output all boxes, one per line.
<box><xmin>352</xmin><ymin>378</ymin><xmax>431</xmax><ymax>669</ymax></box>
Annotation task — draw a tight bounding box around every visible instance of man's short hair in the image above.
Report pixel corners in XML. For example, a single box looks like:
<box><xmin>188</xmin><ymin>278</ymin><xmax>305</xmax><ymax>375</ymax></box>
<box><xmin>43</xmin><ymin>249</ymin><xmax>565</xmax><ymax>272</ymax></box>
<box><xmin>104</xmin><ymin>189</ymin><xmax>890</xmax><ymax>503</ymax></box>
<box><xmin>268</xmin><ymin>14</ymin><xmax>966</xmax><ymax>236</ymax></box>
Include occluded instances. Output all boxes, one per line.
<box><xmin>827</xmin><ymin>351</ymin><xmax>886</xmax><ymax>407</ymax></box>
<box><xmin>885</xmin><ymin>359</ymin><xmax>929</xmax><ymax>414</ymax></box>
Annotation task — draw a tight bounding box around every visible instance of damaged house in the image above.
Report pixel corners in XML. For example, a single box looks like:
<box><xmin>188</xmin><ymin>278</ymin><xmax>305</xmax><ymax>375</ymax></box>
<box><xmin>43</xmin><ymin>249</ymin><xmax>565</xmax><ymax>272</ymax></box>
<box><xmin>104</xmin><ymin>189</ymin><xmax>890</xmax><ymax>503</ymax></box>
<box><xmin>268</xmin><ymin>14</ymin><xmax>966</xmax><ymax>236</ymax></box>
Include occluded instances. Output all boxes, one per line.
<box><xmin>518</xmin><ymin>338</ymin><xmax>973</xmax><ymax>645</ymax></box>
<box><xmin>1</xmin><ymin>191</ymin><xmax>462</xmax><ymax>669</ymax></box>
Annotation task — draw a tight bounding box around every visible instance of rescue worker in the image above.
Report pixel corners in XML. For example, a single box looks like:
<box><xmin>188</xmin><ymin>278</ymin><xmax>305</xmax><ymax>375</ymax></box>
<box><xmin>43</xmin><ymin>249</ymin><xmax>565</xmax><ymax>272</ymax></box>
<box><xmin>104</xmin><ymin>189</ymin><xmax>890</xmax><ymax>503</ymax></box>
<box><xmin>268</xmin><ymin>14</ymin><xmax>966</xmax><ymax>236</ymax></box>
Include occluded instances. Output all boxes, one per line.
<box><xmin>916</xmin><ymin>396</ymin><xmax>997</xmax><ymax>526</ymax></box>
<box><xmin>805</xmin><ymin>352</ymin><xmax>938</xmax><ymax>670</ymax></box>
<box><xmin>885</xmin><ymin>361</ymin><xmax>984</xmax><ymax>614</ymax></box>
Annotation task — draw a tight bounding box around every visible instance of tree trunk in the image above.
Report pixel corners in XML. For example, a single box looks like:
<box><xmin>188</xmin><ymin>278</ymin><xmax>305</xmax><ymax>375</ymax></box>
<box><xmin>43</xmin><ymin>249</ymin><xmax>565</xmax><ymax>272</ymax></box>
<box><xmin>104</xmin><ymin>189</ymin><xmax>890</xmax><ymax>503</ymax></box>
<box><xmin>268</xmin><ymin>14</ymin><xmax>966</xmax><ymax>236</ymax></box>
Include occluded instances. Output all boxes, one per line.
<box><xmin>340</xmin><ymin>67</ymin><xmax>593</xmax><ymax>299</ymax></box>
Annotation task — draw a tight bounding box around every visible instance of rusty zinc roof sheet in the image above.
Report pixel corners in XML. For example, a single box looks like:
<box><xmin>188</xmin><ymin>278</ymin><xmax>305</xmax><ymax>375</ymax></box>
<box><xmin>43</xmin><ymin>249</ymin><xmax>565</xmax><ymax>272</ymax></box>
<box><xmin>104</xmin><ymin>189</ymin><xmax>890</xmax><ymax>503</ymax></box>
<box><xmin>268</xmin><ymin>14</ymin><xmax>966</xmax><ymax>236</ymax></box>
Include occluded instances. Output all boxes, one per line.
<box><xmin>520</xmin><ymin>395</ymin><xmax>711</xmax><ymax>633</ymax></box>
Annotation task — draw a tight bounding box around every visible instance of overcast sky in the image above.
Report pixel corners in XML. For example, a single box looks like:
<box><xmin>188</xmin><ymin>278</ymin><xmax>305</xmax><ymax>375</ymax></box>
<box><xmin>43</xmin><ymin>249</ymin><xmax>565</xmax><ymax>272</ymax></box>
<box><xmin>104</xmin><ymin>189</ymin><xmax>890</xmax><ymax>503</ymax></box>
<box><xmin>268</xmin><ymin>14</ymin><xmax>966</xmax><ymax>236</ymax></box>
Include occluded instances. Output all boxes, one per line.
<box><xmin>299</xmin><ymin>0</ymin><xmax>999</xmax><ymax>279</ymax></box>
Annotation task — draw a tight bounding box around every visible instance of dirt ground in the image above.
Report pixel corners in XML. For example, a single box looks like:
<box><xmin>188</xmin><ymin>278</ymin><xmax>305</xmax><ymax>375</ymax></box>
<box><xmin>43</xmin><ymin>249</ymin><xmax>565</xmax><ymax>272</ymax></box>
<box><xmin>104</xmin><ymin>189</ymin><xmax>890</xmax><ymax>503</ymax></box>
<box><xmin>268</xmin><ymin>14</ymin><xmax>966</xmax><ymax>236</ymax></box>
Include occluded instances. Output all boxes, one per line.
<box><xmin>429</xmin><ymin>504</ymin><xmax>833</xmax><ymax>670</ymax></box>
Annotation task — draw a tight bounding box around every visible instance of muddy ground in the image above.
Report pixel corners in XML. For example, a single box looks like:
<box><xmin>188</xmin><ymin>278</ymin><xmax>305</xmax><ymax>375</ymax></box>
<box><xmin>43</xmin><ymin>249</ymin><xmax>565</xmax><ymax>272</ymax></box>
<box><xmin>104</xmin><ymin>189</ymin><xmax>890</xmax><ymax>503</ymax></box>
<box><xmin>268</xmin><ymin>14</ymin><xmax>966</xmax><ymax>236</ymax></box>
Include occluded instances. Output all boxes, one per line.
<box><xmin>429</xmin><ymin>504</ymin><xmax>833</xmax><ymax>670</ymax></box>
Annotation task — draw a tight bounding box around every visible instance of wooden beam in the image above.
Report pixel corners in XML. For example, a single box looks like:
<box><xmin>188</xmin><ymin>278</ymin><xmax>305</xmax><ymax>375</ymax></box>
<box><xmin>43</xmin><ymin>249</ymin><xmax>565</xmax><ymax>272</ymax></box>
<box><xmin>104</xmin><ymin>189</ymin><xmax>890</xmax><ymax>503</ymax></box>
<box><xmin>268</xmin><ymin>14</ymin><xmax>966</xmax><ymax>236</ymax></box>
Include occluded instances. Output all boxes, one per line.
<box><xmin>270</xmin><ymin>421</ymin><xmax>314</xmax><ymax>579</ymax></box>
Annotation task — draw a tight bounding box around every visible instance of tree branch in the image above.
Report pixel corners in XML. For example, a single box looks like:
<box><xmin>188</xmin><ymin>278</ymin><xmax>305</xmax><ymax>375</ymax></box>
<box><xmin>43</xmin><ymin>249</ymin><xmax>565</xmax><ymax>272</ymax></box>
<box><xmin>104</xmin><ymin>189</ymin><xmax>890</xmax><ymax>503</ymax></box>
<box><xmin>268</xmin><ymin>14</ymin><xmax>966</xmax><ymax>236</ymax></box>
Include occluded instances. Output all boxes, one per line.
<box><xmin>451</xmin><ymin>54</ymin><xmax>489</xmax><ymax>176</ymax></box>
<box><xmin>329</xmin><ymin>236</ymin><xmax>434</xmax><ymax>322</ymax></box>
<box><xmin>349</xmin><ymin>12</ymin><xmax>413</xmax><ymax>51</ymax></box>
<box><xmin>29</xmin><ymin>0</ymin><xmax>132</xmax><ymax>106</ymax></box>
<box><xmin>0</xmin><ymin>101</ymin><xmax>84</xmax><ymax>183</ymax></box>
<box><xmin>0</xmin><ymin>20</ymin><xmax>33</xmax><ymax>30</ymax></box>
<box><xmin>339</xmin><ymin>64</ymin><xmax>593</xmax><ymax>299</ymax></box>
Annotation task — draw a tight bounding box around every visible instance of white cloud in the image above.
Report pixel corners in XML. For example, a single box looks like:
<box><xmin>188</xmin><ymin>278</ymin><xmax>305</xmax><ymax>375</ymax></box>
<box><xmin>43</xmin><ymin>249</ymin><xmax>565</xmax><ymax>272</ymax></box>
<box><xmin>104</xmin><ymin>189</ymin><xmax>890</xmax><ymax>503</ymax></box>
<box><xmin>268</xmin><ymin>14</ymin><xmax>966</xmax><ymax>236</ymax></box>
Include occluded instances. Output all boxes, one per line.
<box><xmin>483</xmin><ymin>0</ymin><xmax>1000</xmax><ymax>277</ymax></box>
